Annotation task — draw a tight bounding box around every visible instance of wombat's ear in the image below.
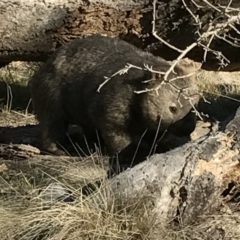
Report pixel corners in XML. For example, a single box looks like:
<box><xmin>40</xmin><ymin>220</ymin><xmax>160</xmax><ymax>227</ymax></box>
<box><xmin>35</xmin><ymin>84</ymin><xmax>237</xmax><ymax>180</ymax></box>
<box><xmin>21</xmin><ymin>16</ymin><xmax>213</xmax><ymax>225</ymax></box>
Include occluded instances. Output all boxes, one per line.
<box><xmin>177</xmin><ymin>58</ymin><xmax>201</xmax><ymax>70</ymax></box>
<box><xmin>172</xmin><ymin>58</ymin><xmax>202</xmax><ymax>75</ymax></box>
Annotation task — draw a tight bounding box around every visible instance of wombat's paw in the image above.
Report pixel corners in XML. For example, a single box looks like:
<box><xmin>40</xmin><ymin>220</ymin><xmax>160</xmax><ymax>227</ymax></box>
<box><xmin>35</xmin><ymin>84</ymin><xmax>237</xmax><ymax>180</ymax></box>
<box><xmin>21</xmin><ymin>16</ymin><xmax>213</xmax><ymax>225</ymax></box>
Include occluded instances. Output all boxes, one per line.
<box><xmin>42</xmin><ymin>143</ymin><xmax>67</xmax><ymax>156</ymax></box>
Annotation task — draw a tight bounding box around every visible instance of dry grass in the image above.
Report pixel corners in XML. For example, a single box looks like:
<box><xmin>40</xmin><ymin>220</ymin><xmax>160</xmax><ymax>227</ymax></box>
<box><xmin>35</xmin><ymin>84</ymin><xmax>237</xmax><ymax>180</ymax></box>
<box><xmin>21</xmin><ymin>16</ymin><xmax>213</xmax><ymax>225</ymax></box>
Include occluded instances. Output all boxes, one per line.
<box><xmin>1</xmin><ymin>154</ymin><xmax>240</xmax><ymax>240</ymax></box>
<box><xmin>0</xmin><ymin>109</ymin><xmax>36</xmax><ymax>127</ymax></box>
<box><xmin>0</xmin><ymin>156</ymin><xmax>151</xmax><ymax>240</ymax></box>
<box><xmin>196</xmin><ymin>69</ymin><xmax>240</xmax><ymax>121</ymax></box>
<box><xmin>196</xmin><ymin>69</ymin><xmax>240</xmax><ymax>96</ymax></box>
<box><xmin>0</xmin><ymin>61</ymin><xmax>40</xmax><ymax>86</ymax></box>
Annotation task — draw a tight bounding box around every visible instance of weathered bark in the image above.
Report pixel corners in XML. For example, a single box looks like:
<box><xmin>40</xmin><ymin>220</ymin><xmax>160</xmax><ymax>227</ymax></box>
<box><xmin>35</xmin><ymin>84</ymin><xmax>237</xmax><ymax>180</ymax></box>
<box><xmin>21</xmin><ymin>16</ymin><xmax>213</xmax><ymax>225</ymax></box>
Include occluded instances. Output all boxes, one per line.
<box><xmin>109</xmin><ymin>107</ymin><xmax>240</xmax><ymax>225</ymax></box>
<box><xmin>0</xmin><ymin>0</ymin><xmax>240</xmax><ymax>70</ymax></box>
<box><xmin>0</xmin><ymin>0</ymin><xmax>151</xmax><ymax>62</ymax></box>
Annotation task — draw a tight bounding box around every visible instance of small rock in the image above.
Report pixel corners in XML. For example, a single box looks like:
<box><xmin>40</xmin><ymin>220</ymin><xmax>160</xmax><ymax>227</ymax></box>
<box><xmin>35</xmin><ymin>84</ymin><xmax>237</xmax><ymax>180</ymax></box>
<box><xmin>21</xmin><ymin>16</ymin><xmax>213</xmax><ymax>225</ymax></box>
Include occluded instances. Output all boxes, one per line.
<box><xmin>191</xmin><ymin>121</ymin><xmax>212</xmax><ymax>140</ymax></box>
<box><xmin>40</xmin><ymin>182</ymin><xmax>74</xmax><ymax>203</ymax></box>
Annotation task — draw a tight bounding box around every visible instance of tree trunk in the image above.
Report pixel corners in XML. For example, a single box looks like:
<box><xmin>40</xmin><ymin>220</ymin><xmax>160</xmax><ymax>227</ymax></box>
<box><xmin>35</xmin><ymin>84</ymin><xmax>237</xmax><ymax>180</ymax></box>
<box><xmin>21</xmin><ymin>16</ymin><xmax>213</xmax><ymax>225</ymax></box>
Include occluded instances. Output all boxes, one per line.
<box><xmin>0</xmin><ymin>0</ymin><xmax>240</xmax><ymax>70</ymax></box>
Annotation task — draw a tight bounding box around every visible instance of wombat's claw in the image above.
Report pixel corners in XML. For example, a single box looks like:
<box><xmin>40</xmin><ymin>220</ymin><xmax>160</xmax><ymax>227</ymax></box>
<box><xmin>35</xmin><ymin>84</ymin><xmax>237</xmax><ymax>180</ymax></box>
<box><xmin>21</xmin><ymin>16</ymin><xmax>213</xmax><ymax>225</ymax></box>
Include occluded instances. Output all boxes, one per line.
<box><xmin>43</xmin><ymin>144</ymin><xmax>67</xmax><ymax>156</ymax></box>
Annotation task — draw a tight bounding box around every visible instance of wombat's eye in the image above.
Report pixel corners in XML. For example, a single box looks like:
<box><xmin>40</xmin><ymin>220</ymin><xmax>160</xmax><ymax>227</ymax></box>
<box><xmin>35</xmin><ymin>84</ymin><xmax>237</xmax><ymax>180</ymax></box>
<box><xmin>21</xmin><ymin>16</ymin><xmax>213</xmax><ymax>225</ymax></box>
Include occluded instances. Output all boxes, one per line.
<box><xmin>169</xmin><ymin>106</ymin><xmax>178</xmax><ymax>114</ymax></box>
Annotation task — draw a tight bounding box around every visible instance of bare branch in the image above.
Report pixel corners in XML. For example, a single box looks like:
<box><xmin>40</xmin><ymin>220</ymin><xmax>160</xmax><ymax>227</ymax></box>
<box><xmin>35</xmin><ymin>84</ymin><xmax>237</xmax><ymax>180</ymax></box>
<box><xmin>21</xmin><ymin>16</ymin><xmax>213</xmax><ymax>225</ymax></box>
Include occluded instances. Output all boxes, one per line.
<box><xmin>191</xmin><ymin>0</ymin><xmax>204</xmax><ymax>9</ymax></box>
<box><xmin>182</xmin><ymin>0</ymin><xmax>201</xmax><ymax>25</ymax></box>
<box><xmin>203</xmin><ymin>34</ymin><xmax>214</xmax><ymax>63</ymax></box>
<box><xmin>97</xmin><ymin>0</ymin><xmax>240</xmax><ymax>122</ymax></box>
<box><xmin>202</xmin><ymin>0</ymin><xmax>221</xmax><ymax>13</ymax></box>
<box><xmin>97</xmin><ymin>64</ymin><xmax>143</xmax><ymax>92</ymax></box>
<box><xmin>152</xmin><ymin>0</ymin><xmax>240</xmax><ymax>71</ymax></box>
<box><xmin>152</xmin><ymin>0</ymin><xmax>183</xmax><ymax>53</ymax></box>
<box><xmin>216</xmin><ymin>33</ymin><xmax>240</xmax><ymax>47</ymax></box>
<box><xmin>163</xmin><ymin>42</ymin><xmax>198</xmax><ymax>81</ymax></box>
<box><xmin>226</xmin><ymin>0</ymin><xmax>233</xmax><ymax>11</ymax></box>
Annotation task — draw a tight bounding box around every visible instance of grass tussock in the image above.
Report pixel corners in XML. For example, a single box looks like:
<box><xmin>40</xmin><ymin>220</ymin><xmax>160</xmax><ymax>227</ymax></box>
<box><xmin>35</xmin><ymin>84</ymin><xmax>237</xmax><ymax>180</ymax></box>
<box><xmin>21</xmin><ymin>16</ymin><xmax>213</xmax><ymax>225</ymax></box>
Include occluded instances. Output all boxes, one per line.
<box><xmin>196</xmin><ymin>70</ymin><xmax>240</xmax><ymax>96</ymax></box>
<box><xmin>196</xmin><ymin>70</ymin><xmax>240</xmax><ymax>121</ymax></box>
<box><xmin>1</xmin><ymin>155</ymin><xmax>240</xmax><ymax>240</ymax></box>
<box><xmin>0</xmin><ymin>193</ymin><xmax>141</xmax><ymax>240</ymax></box>
<box><xmin>0</xmin><ymin>156</ymin><xmax>155</xmax><ymax>240</ymax></box>
<box><xmin>0</xmin><ymin>61</ymin><xmax>40</xmax><ymax>86</ymax></box>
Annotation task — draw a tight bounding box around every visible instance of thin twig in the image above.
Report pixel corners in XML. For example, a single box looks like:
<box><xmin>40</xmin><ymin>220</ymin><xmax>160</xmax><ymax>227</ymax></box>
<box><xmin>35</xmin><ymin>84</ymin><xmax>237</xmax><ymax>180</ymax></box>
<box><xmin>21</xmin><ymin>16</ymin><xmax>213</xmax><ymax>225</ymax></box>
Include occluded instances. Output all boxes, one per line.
<box><xmin>152</xmin><ymin>0</ymin><xmax>183</xmax><ymax>53</ymax></box>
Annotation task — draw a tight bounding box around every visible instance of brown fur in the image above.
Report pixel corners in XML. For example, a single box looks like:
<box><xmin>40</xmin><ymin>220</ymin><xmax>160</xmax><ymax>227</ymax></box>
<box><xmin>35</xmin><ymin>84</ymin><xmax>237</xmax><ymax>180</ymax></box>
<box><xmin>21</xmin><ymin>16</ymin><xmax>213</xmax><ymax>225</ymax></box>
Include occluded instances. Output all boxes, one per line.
<box><xmin>30</xmin><ymin>35</ymin><xmax>199</xmax><ymax>170</ymax></box>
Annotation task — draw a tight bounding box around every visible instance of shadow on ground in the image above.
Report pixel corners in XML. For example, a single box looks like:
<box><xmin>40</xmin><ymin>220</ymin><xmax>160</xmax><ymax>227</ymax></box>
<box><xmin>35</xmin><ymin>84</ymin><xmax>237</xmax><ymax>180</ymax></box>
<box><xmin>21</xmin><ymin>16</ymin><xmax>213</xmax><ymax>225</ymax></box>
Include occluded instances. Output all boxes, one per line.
<box><xmin>0</xmin><ymin>81</ymin><xmax>33</xmax><ymax>112</ymax></box>
<box><xmin>0</xmin><ymin>123</ymin><xmax>105</xmax><ymax>158</ymax></box>
<box><xmin>0</xmin><ymin>92</ymin><xmax>239</xmax><ymax>159</ymax></box>
<box><xmin>198</xmin><ymin>93</ymin><xmax>240</xmax><ymax>121</ymax></box>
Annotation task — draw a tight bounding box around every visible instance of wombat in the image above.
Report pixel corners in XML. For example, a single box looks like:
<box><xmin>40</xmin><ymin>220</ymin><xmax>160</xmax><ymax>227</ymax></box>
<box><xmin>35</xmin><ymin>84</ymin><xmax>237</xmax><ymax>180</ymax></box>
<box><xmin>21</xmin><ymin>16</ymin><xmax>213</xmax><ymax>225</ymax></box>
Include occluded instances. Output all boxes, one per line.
<box><xmin>30</xmin><ymin>35</ymin><xmax>199</xmax><ymax>170</ymax></box>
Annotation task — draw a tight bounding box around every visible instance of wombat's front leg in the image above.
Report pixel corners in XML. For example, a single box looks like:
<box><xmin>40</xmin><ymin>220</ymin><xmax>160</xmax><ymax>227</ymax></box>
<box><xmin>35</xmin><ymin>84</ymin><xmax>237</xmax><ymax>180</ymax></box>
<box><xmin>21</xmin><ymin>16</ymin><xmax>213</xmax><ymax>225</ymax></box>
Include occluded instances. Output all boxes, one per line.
<box><xmin>102</xmin><ymin>130</ymin><xmax>132</xmax><ymax>156</ymax></box>
<box><xmin>101</xmin><ymin>129</ymin><xmax>133</xmax><ymax>175</ymax></box>
<box><xmin>155</xmin><ymin>131</ymin><xmax>191</xmax><ymax>153</ymax></box>
<box><xmin>106</xmin><ymin>133</ymin><xmax>153</xmax><ymax>176</ymax></box>
<box><xmin>39</xmin><ymin>119</ymin><xmax>68</xmax><ymax>156</ymax></box>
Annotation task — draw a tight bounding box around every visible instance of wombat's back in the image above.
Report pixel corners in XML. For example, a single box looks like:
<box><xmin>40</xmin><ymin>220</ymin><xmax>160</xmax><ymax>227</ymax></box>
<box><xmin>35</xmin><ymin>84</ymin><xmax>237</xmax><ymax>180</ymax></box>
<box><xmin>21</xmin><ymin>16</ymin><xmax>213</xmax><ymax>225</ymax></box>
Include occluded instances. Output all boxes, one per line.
<box><xmin>30</xmin><ymin>35</ymin><xmax>173</xmax><ymax>126</ymax></box>
<box><xmin>31</xmin><ymin>35</ymin><xmax>171</xmax><ymax>87</ymax></box>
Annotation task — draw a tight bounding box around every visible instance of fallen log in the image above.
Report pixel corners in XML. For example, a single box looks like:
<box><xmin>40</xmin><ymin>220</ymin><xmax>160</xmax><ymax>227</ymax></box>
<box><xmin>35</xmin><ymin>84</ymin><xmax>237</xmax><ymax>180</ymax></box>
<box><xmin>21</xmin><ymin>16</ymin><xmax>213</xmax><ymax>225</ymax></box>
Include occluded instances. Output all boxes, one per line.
<box><xmin>0</xmin><ymin>0</ymin><xmax>152</xmax><ymax>63</ymax></box>
<box><xmin>0</xmin><ymin>0</ymin><xmax>240</xmax><ymax>70</ymax></box>
<box><xmin>110</xmin><ymin>107</ymin><xmax>240</xmax><ymax>225</ymax></box>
